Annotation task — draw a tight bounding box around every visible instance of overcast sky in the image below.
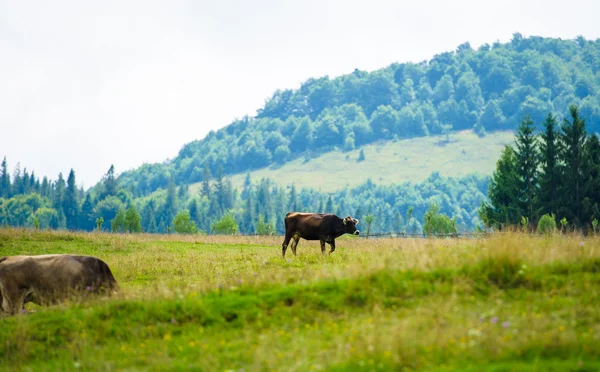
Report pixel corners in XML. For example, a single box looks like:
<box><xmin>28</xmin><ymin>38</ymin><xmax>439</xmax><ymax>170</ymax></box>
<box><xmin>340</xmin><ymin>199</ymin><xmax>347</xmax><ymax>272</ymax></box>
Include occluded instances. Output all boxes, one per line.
<box><xmin>1</xmin><ymin>0</ymin><xmax>599</xmax><ymax>187</ymax></box>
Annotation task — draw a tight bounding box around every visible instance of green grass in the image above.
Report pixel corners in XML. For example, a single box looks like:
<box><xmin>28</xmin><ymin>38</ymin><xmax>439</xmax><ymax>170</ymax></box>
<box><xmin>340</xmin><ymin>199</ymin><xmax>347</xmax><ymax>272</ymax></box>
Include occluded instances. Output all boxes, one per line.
<box><xmin>1</xmin><ymin>228</ymin><xmax>599</xmax><ymax>371</ymax></box>
<box><xmin>189</xmin><ymin>130</ymin><xmax>515</xmax><ymax>193</ymax></box>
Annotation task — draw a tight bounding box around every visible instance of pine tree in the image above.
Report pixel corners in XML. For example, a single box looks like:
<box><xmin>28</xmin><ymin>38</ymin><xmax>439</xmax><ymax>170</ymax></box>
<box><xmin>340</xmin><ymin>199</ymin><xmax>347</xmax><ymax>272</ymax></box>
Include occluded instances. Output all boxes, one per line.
<box><xmin>142</xmin><ymin>200</ymin><xmax>158</xmax><ymax>233</ymax></box>
<box><xmin>79</xmin><ymin>193</ymin><xmax>96</xmax><ymax>231</ymax></box>
<box><xmin>325</xmin><ymin>196</ymin><xmax>334</xmax><ymax>213</ymax></box>
<box><xmin>53</xmin><ymin>173</ymin><xmax>66</xmax><ymax>212</ymax></box>
<box><xmin>12</xmin><ymin>163</ymin><xmax>21</xmax><ymax>196</ymax></box>
<box><xmin>514</xmin><ymin>114</ymin><xmax>538</xmax><ymax>224</ymax></box>
<box><xmin>0</xmin><ymin>157</ymin><xmax>10</xmax><ymax>198</ymax></box>
<box><xmin>479</xmin><ymin>146</ymin><xmax>521</xmax><ymax>228</ymax></box>
<box><xmin>215</xmin><ymin>165</ymin><xmax>226</xmax><ymax>212</ymax></box>
<box><xmin>201</xmin><ymin>164</ymin><xmax>211</xmax><ymax>198</ymax></box>
<box><xmin>164</xmin><ymin>176</ymin><xmax>178</xmax><ymax>224</ymax></box>
<box><xmin>538</xmin><ymin>113</ymin><xmax>561</xmax><ymax>217</ymax></box>
<box><xmin>256</xmin><ymin>179</ymin><xmax>273</xmax><ymax>222</ymax></box>
<box><xmin>102</xmin><ymin>165</ymin><xmax>118</xmax><ymax>199</ymax></box>
<box><xmin>188</xmin><ymin>199</ymin><xmax>200</xmax><ymax>227</ymax></box>
<box><xmin>559</xmin><ymin>105</ymin><xmax>588</xmax><ymax>226</ymax></box>
<box><xmin>242</xmin><ymin>184</ymin><xmax>256</xmax><ymax>233</ymax></box>
<box><xmin>21</xmin><ymin>168</ymin><xmax>30</xmax><ymax>194</ymax></box>
<box><xmin>288</xmin><ymin>184</ymin><xmax>298</xmax><ymax>212</ymax></box>
<box><xmin>241</xmin><ymin>173</ymin><xmax>252</xmax><ymax>199</ymax></box>
<box><xmin>40</xmin><ymin>177</ymin><xmax>50</xmax><ymax>198</ymax></box>
<box><xmin>582</xmin><ymin>134</ymin><xmax>600</xmax><ymax>226</ymax></box>
<box><xmin>63</xmin><ymin>169</ymin><xmax>79</xmax><ymax>230</ymax></box>
<box><xmin>29</xmin><ymin>172</ymin><xmax>37</xmax><ymax>194</ymax></box>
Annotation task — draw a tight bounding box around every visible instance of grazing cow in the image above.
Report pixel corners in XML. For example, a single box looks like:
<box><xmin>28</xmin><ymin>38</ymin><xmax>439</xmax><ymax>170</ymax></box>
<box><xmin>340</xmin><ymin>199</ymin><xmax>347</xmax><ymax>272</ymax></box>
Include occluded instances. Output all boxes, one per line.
<box><xmin>282</xmin><ymin>212</ymin><xmax>360</xmax><ymax>258</ymax></box>
<box><xmin>0</xmin><ymin>254</ymin><xmax>119</xmax><ymax>315</ymax></box>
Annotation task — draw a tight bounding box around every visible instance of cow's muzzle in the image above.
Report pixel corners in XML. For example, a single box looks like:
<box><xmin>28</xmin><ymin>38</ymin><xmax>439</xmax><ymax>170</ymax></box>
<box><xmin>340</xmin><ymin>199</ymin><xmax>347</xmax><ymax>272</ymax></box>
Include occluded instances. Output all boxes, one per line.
<box><xmin>354</xmin><ymin>230</ymin><xmax>360</xmax><ymax>235</ymax></box>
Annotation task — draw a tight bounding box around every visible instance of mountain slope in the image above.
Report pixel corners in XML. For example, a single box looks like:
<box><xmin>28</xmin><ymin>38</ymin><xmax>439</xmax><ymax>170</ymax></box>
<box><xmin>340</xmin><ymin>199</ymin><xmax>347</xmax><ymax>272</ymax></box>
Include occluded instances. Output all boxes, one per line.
<box><xmin>117</xmin><ymin>35</ymin><xmax>600</xmax><ymax>197</ymax></box>
<box><xmin>191</xmin><ymin>130</ymin><xmax>513</xmax><ymax>193</ymax></box>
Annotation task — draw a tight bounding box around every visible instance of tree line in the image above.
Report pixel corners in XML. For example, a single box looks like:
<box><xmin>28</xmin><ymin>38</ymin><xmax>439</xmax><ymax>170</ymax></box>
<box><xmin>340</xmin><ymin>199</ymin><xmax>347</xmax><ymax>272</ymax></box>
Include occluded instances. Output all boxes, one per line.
<box><xmin>0</xmin><ymin>156</ymin><xmax>487</xmax><ymax>235</ymax></box>
<box><xmin>480</xmin><ymin>105</ymin><xmax>600</xmax><ymax>232</ymax></box>
<box><xmin>117</xmin><ymin>35</ymin><xmax>600</xmax><ymax>197</ymax></box>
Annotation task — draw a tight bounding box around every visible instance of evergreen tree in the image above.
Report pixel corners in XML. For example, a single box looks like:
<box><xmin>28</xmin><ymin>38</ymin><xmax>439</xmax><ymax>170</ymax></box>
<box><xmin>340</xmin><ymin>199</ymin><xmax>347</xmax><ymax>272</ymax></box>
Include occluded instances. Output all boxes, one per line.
<box><xmin>164</xmin><ymin>176</ymin><xmax>177</xmax><ymax>223</ymax></box>
<box><xmin>559</xmin><ymin>105</ymin><xmax>588</xmax><ymax>226</ymax></box>
<box><xmin>53</xmin><ymin>172</ymin><xmax>66</xmax><ymax>212</ymax></box>
<box><xmin>188</xmin><ymin>198</ymin><xmax>200</xmax><ymax>227</ymax></box>
<box><xmin>201</xmin><ymin>164</ymin><xmax>211</xmax><ymax>198</ymax></box>
<box><xmin>21</xmin><ymin>168</ymin><xmax>30</xmax><ymax>194</ymax></box>
<box><xmin>63</xmin><ymin>169</ymin><xmax>79</xmax><ymax>230</ymax></box>
<box><xmin>12</xmin><ymin>163</ymin><xmax>21</xmax><ymax>196</ymax></box>
<box><xmin>79</xmin><ymin>193</ymin><xmax>96</xmax><ymax>231</ymax></box>
<box><xmin>40</xmin><ymin>177</ymin><xmax>50</xmax><ymax>198</ymax></box>
<box><xmin>514</xmin><ymin>115</ymin><xmax>539</xmax><ymax>223</ymax></box>
<box><xmin>243</xmin><ymin>187</ymin><xmax>256</xmax><ymax>233</ymax></box>
<box><xmin>142</xmin><ymin>200</ymin><xmax>158</xmax><ymax>233</ymax></box>
<box><xmin>102</xmin><ymin>165</ymin><xmax>118</xmax><ymax>199</ymax></box>
<box><xmin>215</xmin><ymin>165</ymin><xmax>226</xmax><ymax>212</ymax></box>
<box><xmin>0</xmin><ymin>157</ymin><xmax>10</xmax><ymax>198</ymax></box>
<box><xmin>288</xmin><ymin>184</ymin><xmax>298</xmax><ymax>211</ymax></box>
<box><xmin>241</xmin><ymin>173</ymin><xmax>252</xmax><ymax>200</ymax></box>
<box><xmin>538</xmin><ymin>113</ymin><xmax>561</xmax><ymax>217</ymax></box>
<box><xmin>479</xmin><ymin>146</ymin><xmax>521</xmax><ymax>228</ymax></box>
<box><xmin>256</xmin><ymin>179</ymin><xmax>273</xmax><ymax>222</ymax></box>
<box><xmin>325</xmin><ymin>195</ymin><xmax>333</xmax><ymax>213</ymax></box>
<box><xmin>582</xmin><ymin>134</ymin><xmax>600</xmax><ymax>226</ymax></box>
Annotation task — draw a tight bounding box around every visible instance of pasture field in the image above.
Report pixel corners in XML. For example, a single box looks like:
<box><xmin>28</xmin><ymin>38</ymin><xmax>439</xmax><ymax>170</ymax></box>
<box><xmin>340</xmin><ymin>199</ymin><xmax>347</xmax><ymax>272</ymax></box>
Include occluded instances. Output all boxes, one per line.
<box><xmin>0</xmin><ymin>228</ymin><xmax>599</xmax><ymax>371</ymax></box>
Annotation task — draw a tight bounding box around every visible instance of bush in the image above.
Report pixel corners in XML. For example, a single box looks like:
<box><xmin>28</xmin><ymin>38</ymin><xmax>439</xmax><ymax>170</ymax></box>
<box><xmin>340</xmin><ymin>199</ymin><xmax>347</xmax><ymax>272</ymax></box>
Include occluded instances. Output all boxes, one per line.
<box><xmin>256</xmin><ymin>214</ymin><xmax>274</xmax><ymax>235</ymax></box>
<box><xmin>211</xmin><ymin>211</ymin><xmax>238</xmax><ymax>235</ymax></box>
<box><xmin>173</xmin><ymin>210</ymin><xmax>198</xmax><ymax>234</ymax></box>
<box><xmin>537</xmin><ymin>213</ymin><xmax>556</xmax><ymax>235</ymax></box>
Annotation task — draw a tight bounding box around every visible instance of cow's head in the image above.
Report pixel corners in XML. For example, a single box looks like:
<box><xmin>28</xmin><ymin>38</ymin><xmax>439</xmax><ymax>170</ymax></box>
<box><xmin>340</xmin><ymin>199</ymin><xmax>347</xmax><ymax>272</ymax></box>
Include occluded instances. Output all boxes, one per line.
<box><xmin>343</xmin><ymin>216</ymin><xmax>360</xmax><ymax>235</ymax></box>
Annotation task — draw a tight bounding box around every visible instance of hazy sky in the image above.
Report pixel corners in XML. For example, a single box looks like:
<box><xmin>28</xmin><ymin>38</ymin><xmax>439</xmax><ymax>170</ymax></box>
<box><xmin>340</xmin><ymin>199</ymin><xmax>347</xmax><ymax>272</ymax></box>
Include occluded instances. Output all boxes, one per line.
<box><xmin>1</xmin><ymin>0</ymin><xmax>599</xmax><ymax>187</ymax></box>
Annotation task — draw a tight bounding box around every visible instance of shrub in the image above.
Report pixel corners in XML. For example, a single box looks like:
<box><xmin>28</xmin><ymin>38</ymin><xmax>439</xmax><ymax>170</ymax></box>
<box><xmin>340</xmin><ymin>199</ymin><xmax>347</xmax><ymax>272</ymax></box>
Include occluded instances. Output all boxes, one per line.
<box><xmin>537</xmin><ymin>213</ymin><xmax>556</xmax><ymax>235</ymax></box>
<box><xmin>211</xmin><ymin>211</ymin><xmax>238</xmax><ymax>235</ymax></box>
<box><xmin>173</xmin><ymin>210</ymin><xmax>197</xmax><ymax>234</ymax></box>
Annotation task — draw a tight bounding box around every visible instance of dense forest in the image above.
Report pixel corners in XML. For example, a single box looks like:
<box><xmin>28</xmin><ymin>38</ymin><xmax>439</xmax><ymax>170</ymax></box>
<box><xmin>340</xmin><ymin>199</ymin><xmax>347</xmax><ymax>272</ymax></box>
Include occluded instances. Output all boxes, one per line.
<box><xmin>481</xmin><ymin>105</ymin><xmax>600</xmax><ymax>232</ymax></box>
<box><xmin>117</xmin><ymin>35</ymin><xmax>600</xmax><ymax>197</ymax></box>
<box><xmin>0</xmin><ymin>157</ymin><xmax>487</xmax><ymax>234</ymax></box>
<box><xmin>2</xmin><ymin>35</ymin><xmax>600</xmax><ymax>235</ymax></box>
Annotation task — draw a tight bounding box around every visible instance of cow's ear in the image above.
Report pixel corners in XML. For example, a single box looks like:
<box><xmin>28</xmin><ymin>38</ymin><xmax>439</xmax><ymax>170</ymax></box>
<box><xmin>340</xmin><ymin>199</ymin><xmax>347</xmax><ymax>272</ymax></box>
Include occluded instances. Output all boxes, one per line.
<box><xmin>354</xmin><ymin>219</ymin><xmax>359</xmax><ymax>225</ymax></box>
<box><xmin>343</xmin><ymin>218</ymin><xmax>347</xmax><ymax>225</ymax></box>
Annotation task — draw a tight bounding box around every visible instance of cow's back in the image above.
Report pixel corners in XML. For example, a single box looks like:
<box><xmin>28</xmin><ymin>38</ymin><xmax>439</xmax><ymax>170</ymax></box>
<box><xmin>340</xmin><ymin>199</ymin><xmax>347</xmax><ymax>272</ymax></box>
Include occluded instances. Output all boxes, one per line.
<box><xmin>285</xmin><ymin>212</ymin><xmax>335</xmax><ymax>240</ymax></box>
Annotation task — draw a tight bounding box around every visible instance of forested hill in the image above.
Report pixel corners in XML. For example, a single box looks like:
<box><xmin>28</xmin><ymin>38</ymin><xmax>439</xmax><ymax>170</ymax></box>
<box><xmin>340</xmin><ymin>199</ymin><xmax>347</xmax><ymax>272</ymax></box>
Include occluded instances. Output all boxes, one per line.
<box><xmin>118</xmin><ymin>35</ymin><xmax>600</xmax><ymax>196</ymax></box>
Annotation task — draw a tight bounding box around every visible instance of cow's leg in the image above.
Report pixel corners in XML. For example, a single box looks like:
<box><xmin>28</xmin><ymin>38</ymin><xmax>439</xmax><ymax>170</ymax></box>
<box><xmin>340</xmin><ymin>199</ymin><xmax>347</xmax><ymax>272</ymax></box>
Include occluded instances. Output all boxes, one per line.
<box><xmin>320</xmin><ymin>239</ymin><xmax>326</xmax><ymax>254</ymax></box>
<box><xmin>329</xmin><ymin>239</ymin><xmax>336</xmax><ymax>254</ymax></box>
<box><xmin>282</xmin><ymin>232</ymin><xmax>293</xmax><ymax>258</ymax></box>
<box><xmin>290</xmin><ymin>235</ymin><xmax>300</xmax><ymax>256</ymax></box>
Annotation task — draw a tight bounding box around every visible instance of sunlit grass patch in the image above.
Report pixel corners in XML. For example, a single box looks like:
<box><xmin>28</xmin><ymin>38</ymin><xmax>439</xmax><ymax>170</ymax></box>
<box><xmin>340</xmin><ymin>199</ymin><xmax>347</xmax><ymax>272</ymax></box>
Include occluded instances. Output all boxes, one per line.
<box><xmin>0</xmin><ymin>228</ymin><xmax>599</xmax><ymax>370</ymax></box>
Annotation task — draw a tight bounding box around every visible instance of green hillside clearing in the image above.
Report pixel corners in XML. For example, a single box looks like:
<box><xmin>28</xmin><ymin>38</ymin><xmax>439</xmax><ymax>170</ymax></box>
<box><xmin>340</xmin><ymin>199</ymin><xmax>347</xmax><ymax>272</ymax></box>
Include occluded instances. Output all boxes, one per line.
<box><xmin>202</xmin><ymin>130</ymin><xmax>514</xmax><ymax>192</ymax></box>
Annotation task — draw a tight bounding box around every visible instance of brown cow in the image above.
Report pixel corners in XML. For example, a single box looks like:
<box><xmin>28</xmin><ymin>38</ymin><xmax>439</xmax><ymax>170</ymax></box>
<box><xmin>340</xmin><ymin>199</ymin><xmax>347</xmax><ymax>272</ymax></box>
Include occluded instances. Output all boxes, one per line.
<box><xmin>282</xmin><ymin>212</ymin><xmax>360</xmax><ymax>258</ymax></box>
<box><xmin>0</xmin><ymin>254</ymin><xmax>119</xmax><ymax>315</ymax></box>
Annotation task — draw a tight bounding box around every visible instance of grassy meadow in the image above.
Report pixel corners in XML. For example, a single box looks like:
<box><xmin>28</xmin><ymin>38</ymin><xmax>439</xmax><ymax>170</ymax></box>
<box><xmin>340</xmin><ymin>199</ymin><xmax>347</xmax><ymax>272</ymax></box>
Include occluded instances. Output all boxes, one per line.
<box><xmin>193</xmin><ymin>130</ymin><xmax>516</xmax><ymax>193</ymax></box>
<box><xmin>0</xmin><ymin>228</ymin><xmax>599</xmax><ymax>371</ymax></box>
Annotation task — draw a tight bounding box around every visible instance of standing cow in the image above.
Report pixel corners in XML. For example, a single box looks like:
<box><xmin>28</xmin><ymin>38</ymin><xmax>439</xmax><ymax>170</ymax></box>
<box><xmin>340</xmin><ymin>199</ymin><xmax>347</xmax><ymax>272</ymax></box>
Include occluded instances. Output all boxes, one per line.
<box><xmin>282</xmin><ymin>212</ymin><xmax>360</xmax><ymax>258</ymax></box>
<box><xmin>0</xmin><ymin>254</ymin><xmax>119</xmax><ymax>315</ymax></box>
